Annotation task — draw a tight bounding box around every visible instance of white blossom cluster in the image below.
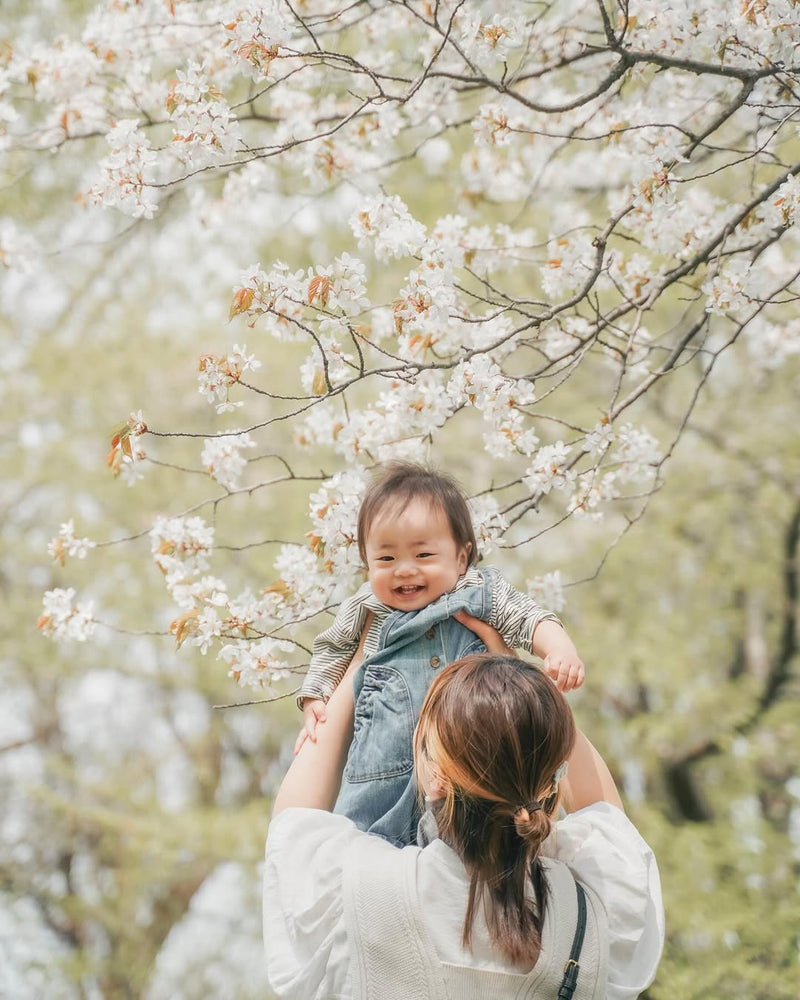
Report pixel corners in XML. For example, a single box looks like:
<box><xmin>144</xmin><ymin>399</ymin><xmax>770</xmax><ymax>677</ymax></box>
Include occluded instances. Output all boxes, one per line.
<box><xmin>138</xmin><ymin>479</ymin><xmax>370</xmax><ymax>687</ymax></box>
<box><xmin>167</xmin><ymin>61</ymin><xmax>242</xmax><ymax>162</ymax></box>
<box><xmin>47</xmin><ymin>520</ymin><xmax>95</xmax><ymax>566</ymax></box>
<box><xmin>221</xmin><ymin>0</ymin><xmax>294</xmax><ymax>82</ymax></box>
<box><xmin>38</xmin><ymin>588</ymin><xmax>95</xmax><ymax>642</ymax></box>
<box><xmin>218</xmin><ymin>637</ymin><xmax>295</xmax><ymax>688</ymax></box>
<box><xmin>448</xmin><ymin>356</ymin><xmax>539</xmax><ymax>458</ymax></box>
<box><xmin>524</xmin><ymin>443</ymin><xmax>575</xmax><ymax>497</ymax></box>
<box><xmin>87</xmin><ymin>119</ymin><xmax>159</xmax><ymax>220</ymax></box>
<box><xmin>526</xmin><ymin>571</ymin><xmax>567</xmax><ymax>615</ymax></box>
<box><xmin>197</xmin><ymin>344</ymin><xmax>261</xmax><ymax>413</ymax></box>
<box><xmin>351</xmin><ymin>194</ymin><xmax>428</xmax><ymax>262</ymax></box>
<box><xmin>108</xmin><ymin>410</ymin><xmax>148</xmax><ymax>485</ymax></box>
<box><xmin>150</xmin><ymin>516</ymin><xmax>215</xmax><ymax>593</ymax></box>
<box><xmin>467</xmin><ymin>494</ymin><xmax>508</xmax><ymax>558</ymax></box>
<box><xmin>305</xmin><ymin>470</ymin><xmax>370</xmax><ymax>588</ymax></box>
<box><xmin>201</xmin><ymin>432</ymin><xmax>256</xmax><ymax>491</ymax></box>
<box><xmin>612</xmin><ymin>425</ymin><xmax>663</xmax><ymax>483</ymax></box>
<box><xmin>306</xmin><ymin>254</ymin><xmax>370</xmax><ymax>318</ymax></box>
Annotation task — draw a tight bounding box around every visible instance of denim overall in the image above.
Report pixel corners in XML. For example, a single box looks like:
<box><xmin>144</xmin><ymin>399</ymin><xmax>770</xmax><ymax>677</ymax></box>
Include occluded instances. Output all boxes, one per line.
<box><xmin>333</xmin><ymin>570</ymin><xmax>496</xmax><ymax>847</ymax></box>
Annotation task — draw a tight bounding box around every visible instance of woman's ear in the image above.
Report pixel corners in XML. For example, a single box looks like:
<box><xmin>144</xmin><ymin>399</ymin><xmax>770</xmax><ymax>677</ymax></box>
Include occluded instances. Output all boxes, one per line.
<box><xmin>424</xmin><ymin>767</ymin><xmax>451</xmax><ymax>801</ymax></box>
<box><xmin>417</xmin><ymin>746</ymin><xmax>450</xmax><ymax>801</ymax></box>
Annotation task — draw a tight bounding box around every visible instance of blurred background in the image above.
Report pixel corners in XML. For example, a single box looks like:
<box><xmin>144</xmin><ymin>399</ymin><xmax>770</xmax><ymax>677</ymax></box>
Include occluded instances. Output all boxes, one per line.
<box><xmin>2</xmin><ymin>2</ymin><xmax>799</xmax><ymax>998</ymax></box>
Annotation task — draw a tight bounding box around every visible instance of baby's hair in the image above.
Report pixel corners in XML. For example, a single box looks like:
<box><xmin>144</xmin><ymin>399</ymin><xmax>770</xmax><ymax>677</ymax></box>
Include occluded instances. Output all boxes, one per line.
<box><xmin>357</xmin><ymin>461</ymin><xmax>478</xmax><ymax>566</ymax></box>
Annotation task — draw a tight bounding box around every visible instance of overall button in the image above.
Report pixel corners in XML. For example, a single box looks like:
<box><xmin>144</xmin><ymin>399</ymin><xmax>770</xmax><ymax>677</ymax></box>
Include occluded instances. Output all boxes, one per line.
<box><xmin>429</xmin><ymin>656</ymin><xmax>441</xmax><ymax>668</ymax></box>
<box><xmin>425</xmin><ymin>628</ymin><xmax>435</xmax><ymax>639</ymax></box>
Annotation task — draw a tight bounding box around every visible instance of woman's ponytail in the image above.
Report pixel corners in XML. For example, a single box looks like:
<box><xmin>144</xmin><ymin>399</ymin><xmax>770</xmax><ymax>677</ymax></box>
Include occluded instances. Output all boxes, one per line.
<box><xmin>415</xmin><ymin>655</ymin><xmax>575</xmax><ymax>967</ymax></box>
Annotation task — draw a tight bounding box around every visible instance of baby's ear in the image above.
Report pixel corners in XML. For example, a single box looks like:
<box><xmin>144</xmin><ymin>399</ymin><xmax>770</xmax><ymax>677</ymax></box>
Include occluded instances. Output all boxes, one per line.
<box><xmin>459</xmin><ymin>542</ymin><xmax>472</xmax><ymax>570</ymax></box>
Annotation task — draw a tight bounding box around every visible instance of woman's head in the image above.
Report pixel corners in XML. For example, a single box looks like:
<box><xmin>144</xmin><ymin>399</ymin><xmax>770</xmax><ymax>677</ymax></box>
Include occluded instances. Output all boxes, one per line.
<box><xmin>414</xmin><ymin>654</ymin><xmax>576</xmax><ymax>965</ymax></box>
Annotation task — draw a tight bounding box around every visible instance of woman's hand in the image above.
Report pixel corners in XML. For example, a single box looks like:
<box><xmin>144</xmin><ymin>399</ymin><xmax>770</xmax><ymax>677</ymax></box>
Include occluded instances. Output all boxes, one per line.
<box><xmin>453</xmin><ymin>612</ymin><xmax>517</xmax><ymax>656</ymax></box>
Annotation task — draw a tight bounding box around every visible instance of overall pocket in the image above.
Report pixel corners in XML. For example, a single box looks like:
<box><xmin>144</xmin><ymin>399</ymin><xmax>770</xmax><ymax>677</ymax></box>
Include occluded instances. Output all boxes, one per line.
<box><xmin>345</xmin><ymin>664</ymin><xmax>415</xmax><ymax>783</ymax></box>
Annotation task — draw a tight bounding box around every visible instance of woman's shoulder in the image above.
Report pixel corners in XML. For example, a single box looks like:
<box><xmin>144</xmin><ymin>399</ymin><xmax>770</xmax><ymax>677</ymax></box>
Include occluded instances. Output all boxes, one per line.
<box><xmin>542</xmin><ymin>801</ymin><xmax>652</xmax><ymax>898</ymax></box>
<box><xmin>264</xmin><ymin>811</ymin><xmax>405</xmax><ymax>998</ymax></box>
<box><xmin>546</xmin><ymin>801</ymin><xmax>653</xmax><ymax>856</ymax></box>
<box><xmin>544</xmin><ymin>802</ymin><xmax>665</xmax><ymax>997</ymax></box>
<box><xmin>267</xmin><ymin>807</ymin><xmax>375</xmax><ymax>853</ymax></box>
<box><xmin>266</xmin><ymin>808</ymin><xmax>403</xmax><ymax>879</ymax></box>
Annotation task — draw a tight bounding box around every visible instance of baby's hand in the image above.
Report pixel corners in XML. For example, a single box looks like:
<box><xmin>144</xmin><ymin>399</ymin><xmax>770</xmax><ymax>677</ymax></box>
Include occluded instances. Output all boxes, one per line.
<box><xmin>543</xmin><ymin>646</ymin><xmax>585</xmax><ymax>692</ymax></box>
<box><xmin>294</xmin><ymin>697</ymin><xmax>327</xmax><ymax>755</ymax></box>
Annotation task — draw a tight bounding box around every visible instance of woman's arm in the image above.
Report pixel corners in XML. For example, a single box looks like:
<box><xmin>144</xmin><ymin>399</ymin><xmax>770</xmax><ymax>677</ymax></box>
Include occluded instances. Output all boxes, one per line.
<box><xmin>454</xmin><ymin>610</ymin><xmax>624</xmax><ymax>812</ymax></box>
<box><xmin>560</xmin><ymin>729</ymin><xmax>624</xmax><ymax>812</ymax></box>
<box><xmin>272</xmin><ymin>627</ymin><xmax>368</xmax><ymax>817</ymax></box>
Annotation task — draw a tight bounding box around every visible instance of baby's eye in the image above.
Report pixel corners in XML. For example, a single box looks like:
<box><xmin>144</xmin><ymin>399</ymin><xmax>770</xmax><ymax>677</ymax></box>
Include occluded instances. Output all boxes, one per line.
<box><xmin>375</xmin><ymin>555</ymin><xmax>394</xmax><ymax>562</ymax></box>
<box><xmin>417</xmin><ymin>552</ymin><xmax>434</xmax><ymax>559</ymax></box>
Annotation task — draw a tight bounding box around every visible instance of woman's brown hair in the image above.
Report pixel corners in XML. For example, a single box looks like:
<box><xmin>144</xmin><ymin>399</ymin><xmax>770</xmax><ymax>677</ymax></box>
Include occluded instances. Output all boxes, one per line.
<box><xmin>356</xmin><ymin>461</ymin><xmax>478</xmax><ymax>566</ymax></box>
<box><xmin>414</xmin><ymin>654</ymin><xmax>576</xmax><ymax>967</ymax></box>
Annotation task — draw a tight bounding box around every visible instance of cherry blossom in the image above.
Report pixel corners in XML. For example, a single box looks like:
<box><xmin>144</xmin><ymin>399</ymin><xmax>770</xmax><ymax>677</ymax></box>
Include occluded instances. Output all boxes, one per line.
<box><xmin>198</xmin><ymin>344</ymin><xmax>261</xmax><ymax>413</ymax></box>
<box><xmin>150</xmin><ymin>516</ymin><xmax>215</xmax><ymax>594</ymax></box>
<box><xmin>350</xmin><ymin>194</ymin><xmax>427</xmax><ymax>262</ymax></box>
<box><xmin>9</xmin><ymin>3</ymin><xmax>800</xmax><ymax>996</ymax></box>
<box><xmin>524</xmin><ymin>443</ymin><xmax>576</xmax><ymax>497</ymax></box>
<box><xmin>10</xmin><ymin>0</ymin><xmax>796</xmax><ymax>693</ymax></box>
<box><xmin>201</xmin><ymin>432</ymin><xmax>256</xmax><ymax>491</ymax></box>
<box><xmin>611</xmin><ymin>424</ymin><xmax>663</xmax><ymax>483</ymax></box>
<box><xmin>305</xmin><ymin>470</ymin><xmax>368</xmax><ymax>589</ymax></box>
<box><xmin>219</xmin><ymin>636</ymin><xmax>295</xmax><ymax>689</ymax></box>
<box><xmin>468</xmin><ymin>494</ymin><xmax>508</xmax><ymax>558</ymax></box>
<box><xmin>37</xmin><ymin>588</ymin><xmax>95</xmax><ymax>642</ymax></box>
<box><xmin>221</xmin><ymin>1</ymin><xmax>293</xmax><ymax>82</ymax></box>
<box><xmin>47</xmin><ymin>520</ymin><xmax>96</xmax><ymax>566</ymax></box>
<box><xmin>568</xmin><ymin>471</ymin><xmax>621</xmax><ymax>521</ymax></box>
<box><xmin>86</xmin><ymin>119</ymin><xmax>159</xmax><ymax>220</ymax></box>
<box><xmin>299</xmin><ymin>338</ymin><xmax>354</xmax><ymax>396</ymax></box>
<box><xmin>167</xmin><ymin>61</ymin><xmax>242</xmax><ymax>162</ymax></box>
<box><xmin>526</xmin><ymin>572</ymin><xmax>567</xmax><ymax>615</ymax></box>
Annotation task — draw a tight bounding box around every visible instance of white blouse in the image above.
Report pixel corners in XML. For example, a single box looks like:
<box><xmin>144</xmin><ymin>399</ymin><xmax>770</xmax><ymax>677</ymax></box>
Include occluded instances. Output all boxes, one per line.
<box><xmin>263</xmin><ymin>802</ymin><xmax>664</xmax><ymax>1000</ymax></box>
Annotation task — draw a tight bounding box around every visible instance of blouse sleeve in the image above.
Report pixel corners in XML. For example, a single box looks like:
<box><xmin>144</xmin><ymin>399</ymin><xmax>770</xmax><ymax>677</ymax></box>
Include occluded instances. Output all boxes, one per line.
<box><xmin>543</xmin><ymin>802</ymin><xmax>665</xmax><ymax>1000</ymax></box>
<box><xmin>263</xmin><ymin>808</ymin><xmax>362</xmax><ymax>999</ymax></box>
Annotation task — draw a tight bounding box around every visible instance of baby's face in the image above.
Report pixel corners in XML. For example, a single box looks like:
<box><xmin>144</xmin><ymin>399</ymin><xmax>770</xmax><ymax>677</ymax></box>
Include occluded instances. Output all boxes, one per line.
<box><xmin>365</xmin><ymin>497</ymin><xmax>469</xmax><ymax>611</ymax></box>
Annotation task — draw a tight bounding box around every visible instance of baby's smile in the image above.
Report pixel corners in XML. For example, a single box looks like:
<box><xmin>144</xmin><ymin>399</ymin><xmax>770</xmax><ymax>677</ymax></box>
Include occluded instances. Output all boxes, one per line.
<box><xmin>365</xmin><ymin>497</ymin><xmax>469</xmax><ymax>611</ymax></box>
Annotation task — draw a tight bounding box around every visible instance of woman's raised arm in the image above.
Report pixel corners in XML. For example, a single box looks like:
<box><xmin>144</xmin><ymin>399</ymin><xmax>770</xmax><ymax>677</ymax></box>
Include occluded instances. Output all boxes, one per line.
<box><xmin>272</xmin><ymin>634</ymin><xmax>367</xmax><ymax>817</ymax></box>
<box><xmin>559</xmin><ymin>729</ymin><xmax>624</xmax><ymax>812</ymax></box>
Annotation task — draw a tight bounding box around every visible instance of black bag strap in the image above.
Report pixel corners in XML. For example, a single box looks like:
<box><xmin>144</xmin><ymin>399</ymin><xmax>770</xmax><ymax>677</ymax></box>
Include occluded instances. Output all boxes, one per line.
<box><xmin>557</xmin><ymin>881</ymin><xmax>587</xmax><ymax>1000</ymax></box>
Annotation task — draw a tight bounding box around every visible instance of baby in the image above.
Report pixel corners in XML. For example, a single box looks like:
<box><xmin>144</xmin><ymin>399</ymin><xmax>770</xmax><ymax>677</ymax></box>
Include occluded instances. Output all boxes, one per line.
<box><xmin>296</xmin><ymin>461</ymin><xmax>584</xmax><ymax>846</ymax></box>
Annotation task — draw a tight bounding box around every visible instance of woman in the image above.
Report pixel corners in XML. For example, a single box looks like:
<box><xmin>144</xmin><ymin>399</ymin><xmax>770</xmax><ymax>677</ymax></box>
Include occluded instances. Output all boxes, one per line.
<box><xmin>263</xmin><ymin>617</ymin><xmax>664</xmax><ymax>999</ymax></box>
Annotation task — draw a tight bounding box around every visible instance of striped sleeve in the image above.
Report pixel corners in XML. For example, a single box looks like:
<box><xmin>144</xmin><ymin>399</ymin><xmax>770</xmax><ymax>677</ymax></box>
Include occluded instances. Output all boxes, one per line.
<box><xmin>487</xmin><ymin>569</ymin><xmax>562</xmax><ymax>652</ymax></box>
<box><xmin>297</xmin><ymin>584</ymin><xmax>378</xmax><ymax>708</ymax></box>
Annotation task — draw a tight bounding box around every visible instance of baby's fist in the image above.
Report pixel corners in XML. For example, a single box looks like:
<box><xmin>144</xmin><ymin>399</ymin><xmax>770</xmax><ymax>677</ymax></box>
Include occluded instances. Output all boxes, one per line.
<box><xmin>543</xmin><ymin>651</ymin><xmax>585</xmax><ymax>692</ymax></box>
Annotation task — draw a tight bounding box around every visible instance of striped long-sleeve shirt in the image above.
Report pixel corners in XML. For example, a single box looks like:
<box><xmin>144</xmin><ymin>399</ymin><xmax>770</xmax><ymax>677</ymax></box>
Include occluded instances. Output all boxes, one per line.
<box><xmin>298</xmin><ymin>566</ymin><xmax>561</xmax><ymax>706</ymax></box>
